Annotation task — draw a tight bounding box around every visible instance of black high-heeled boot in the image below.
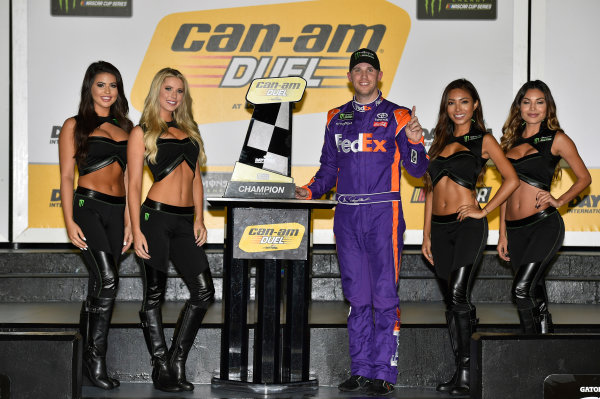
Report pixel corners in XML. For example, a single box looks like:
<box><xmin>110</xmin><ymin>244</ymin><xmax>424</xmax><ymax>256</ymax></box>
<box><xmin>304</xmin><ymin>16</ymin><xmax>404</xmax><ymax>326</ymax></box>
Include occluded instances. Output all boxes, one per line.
<box><xmin>139</xmin><ymin>308</ymin><xmax>183</xmax><ymax>393</ymax></box>
<box><xmin>517</xmin><ymin>306</ymin><xmax>541</xmax><ymax>334</ymax></box>
<box><xmin>167</xmin><ymin>301</ymin><xmax>208</xmax><ymax>391</ymax></box>
<box><xmin>535</xmin><ymin>284</ymin><xmax>554</xmax><ymax>333</ymax></box>
<box><xmin>81</xmin><ymin>297</ymin><xmax>119</xmax><ymax>390</ymax></box>
<box><xmin>449</xmin><ymin>309</ymin><xmax>477</xmax><ymax>396</ymax></box>
<box><xmin>539</xmin><ymin>310</ymin><xmax>554</xmax><ymax>334</ymax></box>
<box><xmin>79</xmin><ymin>299</ymin><xmax>89</xmax><ymax>349</ymax></box>
<box><xmin>437</xmin><ymin>311</ymin><xmax>458</xmax><ymax>392</ymax></box>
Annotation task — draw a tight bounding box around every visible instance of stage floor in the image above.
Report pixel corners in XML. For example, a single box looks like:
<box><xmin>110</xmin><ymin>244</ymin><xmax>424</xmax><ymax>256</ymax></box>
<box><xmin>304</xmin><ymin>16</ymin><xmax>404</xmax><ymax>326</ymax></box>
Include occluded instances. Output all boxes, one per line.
<box><xmin>83</xmin><ymin>383</ymin><xmax>457</xmax><ymax>398</ymax></box>
<box><xmin>2</xmin><ymin>301</ymin><xmax>600</xmax><ymax>326</ymax></box>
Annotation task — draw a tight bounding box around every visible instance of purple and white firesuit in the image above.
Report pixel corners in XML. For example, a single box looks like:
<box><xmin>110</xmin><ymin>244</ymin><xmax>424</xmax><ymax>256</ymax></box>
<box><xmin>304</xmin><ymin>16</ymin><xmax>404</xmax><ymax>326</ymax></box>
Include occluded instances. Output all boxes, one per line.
<box><xmin>304</xmin><ymin>92</ymin><xmax>428</xmax><ymax>383</ymax></box>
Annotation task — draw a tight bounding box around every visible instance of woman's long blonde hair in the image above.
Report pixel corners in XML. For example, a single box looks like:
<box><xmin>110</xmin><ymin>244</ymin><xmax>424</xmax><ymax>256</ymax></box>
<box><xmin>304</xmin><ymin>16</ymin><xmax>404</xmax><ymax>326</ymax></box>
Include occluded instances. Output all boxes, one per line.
<box><xmin>139</xmin><ymin>67</ymin><xmax>206</xmax><ymax>166</ymax></box>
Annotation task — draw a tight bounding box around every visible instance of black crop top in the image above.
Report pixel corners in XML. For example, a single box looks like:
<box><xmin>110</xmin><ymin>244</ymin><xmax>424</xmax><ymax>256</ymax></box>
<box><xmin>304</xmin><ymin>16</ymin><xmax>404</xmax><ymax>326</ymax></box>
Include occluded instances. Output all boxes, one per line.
<box><xmin>508</xmin><ymin>125</ymin><xmax>560</xmax><ymax>191</ymax></box>
<box><xmin>145</xmin><ymin>121</ymin><xmax>199</xmax><ymax>182</ymax></box>
<box><xmin>77</xmin><ymin>115</ymin><xmax>127</xmax><ymax>176</ymax></box>
<box><xmin>427</xmin><ymin>129</ymin><xmax>488</xmax><ymax>190</ymax></box>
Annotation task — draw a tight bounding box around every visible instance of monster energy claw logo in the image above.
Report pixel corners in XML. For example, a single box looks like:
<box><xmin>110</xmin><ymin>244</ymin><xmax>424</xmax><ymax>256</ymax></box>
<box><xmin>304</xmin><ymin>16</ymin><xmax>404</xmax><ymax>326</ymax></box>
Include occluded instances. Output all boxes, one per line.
<box><xmin>355</xmin><ymin>51</ymin><xmax>370</xmax><ymax>60</ymax></box>
<box><xmin>79</xmin><ymin>199</ymin><xmax>85</xmax><ymax>207</ymax></box>
<box><xmin>144</xmin><ymin>212</ymin><xmax>150</xmax><ymax>221</ymax></box>
<box><xmin>425</xmin><ymin>0</ymin><xmax>442</xmax><ymax>16</ymax></box>
<box><xmin>58</xmin><ymin>0</ymin><xmax>77</xmax><ymax>13</ymax></box>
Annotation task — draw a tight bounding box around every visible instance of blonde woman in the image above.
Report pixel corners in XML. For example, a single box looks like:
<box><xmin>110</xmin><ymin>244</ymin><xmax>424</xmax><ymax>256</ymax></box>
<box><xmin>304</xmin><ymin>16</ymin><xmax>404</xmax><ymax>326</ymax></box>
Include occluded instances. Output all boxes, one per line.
<box><xmin>128</xmin><ymin>68</ymin><xmax>214</xmax><ymax>393</ymax></box>
<box><xmin>498</xmin><ymin>80</ymin><xmax>590</xmax><ymax>334</ymax></box>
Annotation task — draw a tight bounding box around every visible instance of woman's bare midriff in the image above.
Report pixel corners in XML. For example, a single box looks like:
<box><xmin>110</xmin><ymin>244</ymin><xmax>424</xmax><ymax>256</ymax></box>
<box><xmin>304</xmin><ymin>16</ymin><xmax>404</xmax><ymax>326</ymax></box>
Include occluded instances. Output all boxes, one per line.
<box><xmin>432</xmin><ymin>177</ymin><xmax>478</xmax><ymax>215</ymax></box>
<box><xmin>505</xmin><ymin>180</ymin><xmax>548</xmax><ymax>221</ymax></box>
<box><xmin>146</xmin><ymin>163</ymin><xmax>195</xmax><ymax>207</ymax></box>
<box><xmin>78</xmin><ymin>162</ymin><xmax>125</xmax><ymax>196</ymax></box>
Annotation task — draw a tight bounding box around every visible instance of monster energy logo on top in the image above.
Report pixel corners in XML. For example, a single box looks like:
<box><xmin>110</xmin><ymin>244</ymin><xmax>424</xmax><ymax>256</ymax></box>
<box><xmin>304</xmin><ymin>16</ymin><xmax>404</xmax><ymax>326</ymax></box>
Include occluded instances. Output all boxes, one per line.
<box><xmin>417</xmin><ymin>0</ymin><xmax>497</xmax><ymax>20</ymax></box>
<box><xmin>51</xmin><ymin>0</ymin><xmax>132</xmax><ymax>17</ymax></box>
<box><xmin>534</xmin><ymin>136</ymin><xmax>552</xmax><ymax>144</ymax></box>
<box><xmin>464</xmin><ymin>134</ymin><xmax>482</xmax><ymax>142</ymax></box>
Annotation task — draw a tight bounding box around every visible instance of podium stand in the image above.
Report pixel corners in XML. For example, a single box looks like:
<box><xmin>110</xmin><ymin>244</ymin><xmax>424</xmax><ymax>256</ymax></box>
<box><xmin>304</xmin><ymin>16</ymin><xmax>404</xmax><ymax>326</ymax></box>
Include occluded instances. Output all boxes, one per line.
<box><xmin>208</xmin><ymin>197</ymin><xmax>335</xmax><ymax>394</ymax></box>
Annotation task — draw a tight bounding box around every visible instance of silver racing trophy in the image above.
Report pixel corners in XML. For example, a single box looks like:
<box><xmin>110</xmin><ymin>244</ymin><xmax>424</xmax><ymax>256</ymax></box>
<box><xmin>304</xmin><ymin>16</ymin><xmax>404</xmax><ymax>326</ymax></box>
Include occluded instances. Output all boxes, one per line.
<box><xmin>223</xmin><ymin>76</ymin><xmax>306</xmax><ymax>198</ymax></box>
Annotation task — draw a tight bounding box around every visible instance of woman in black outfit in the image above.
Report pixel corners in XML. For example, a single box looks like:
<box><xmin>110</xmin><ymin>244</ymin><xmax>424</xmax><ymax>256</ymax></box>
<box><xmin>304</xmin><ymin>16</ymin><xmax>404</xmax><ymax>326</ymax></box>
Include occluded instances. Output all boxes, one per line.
<box><xmin>59</xmin><ymin>61</ymin><xmax>133</xmax><ymax>389</ymax></box>
<box><xmin>422</xmin><ymin>79</ymin><xmax>518</xmax><ymax>395</ymax></box>
<box><xmin>498</xmin><ymin>80</ymin><xmax>591</xmax><ymax>334</ymax></box>
<box><xmin>128</xmin><ymin>68</ymin><xmax>214</xmax><ymax>393</ymax></box>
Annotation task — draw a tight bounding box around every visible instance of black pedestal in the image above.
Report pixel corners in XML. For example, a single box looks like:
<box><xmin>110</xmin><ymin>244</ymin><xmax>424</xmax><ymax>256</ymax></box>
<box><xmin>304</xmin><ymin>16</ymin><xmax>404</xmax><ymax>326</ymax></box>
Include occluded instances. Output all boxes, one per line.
<box><xmin>0</xmin><ymin>331</ymin><xmax>82</xmax><ymax>399</ymax></box>
<box><xmin>207</xmin><ymin>197</ymin><xmax>335</xmax><ymax>393</ymax></box>
<box><xmin>471</xmin><ymin>332</ymin><xmax>600</xmax><ymax>399</ymax></box>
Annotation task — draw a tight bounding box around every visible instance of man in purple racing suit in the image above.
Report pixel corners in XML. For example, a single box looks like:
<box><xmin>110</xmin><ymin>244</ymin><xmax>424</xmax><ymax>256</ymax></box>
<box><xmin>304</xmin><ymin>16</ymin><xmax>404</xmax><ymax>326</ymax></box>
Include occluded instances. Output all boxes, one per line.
<box><xmin>296</xmin><ymin>48</ymin><xmax>428</xmax><ymax>396</ymax></box>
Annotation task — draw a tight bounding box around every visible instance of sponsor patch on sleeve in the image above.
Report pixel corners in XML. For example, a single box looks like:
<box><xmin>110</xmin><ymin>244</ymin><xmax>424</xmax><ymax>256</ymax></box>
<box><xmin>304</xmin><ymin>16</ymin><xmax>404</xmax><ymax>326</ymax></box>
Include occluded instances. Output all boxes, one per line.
<box><xmin>411</xmin><ymin>148</ymin><xmax>418</xmax><ymax>164</ymax></box>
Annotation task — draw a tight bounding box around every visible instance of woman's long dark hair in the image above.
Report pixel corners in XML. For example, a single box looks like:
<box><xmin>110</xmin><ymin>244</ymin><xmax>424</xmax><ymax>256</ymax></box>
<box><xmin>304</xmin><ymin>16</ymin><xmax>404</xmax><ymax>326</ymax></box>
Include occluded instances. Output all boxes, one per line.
<box><xmin>500</xmin><ymin>80</ymin><xmax>562</xmax><ymax>181</ymax></box>
<box><xmin>74</xmin><ymin>61</ymin><xmax>133</xmax><ymax>165</ymax></box>
<box><xmin>424</xmin><ymin>79</ymin><xmax>486</xmax><ymax>192</ymax></box>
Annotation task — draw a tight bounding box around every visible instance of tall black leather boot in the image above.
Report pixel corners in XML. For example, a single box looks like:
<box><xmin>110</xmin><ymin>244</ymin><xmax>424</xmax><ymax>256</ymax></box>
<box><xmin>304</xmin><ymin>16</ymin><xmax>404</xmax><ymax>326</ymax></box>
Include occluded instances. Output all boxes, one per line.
<box><xmin>517</xmin><ymin>306</ymin><xmax>541</xmax><ymax>334</ymax></box>
<box><xmin>81</xmin><ymin>297</ymin><xmax>119</xmax><ymax>390</ymax></box>
<box><xmin>167</xmin><ymin>301</ymin><xmax>208</xmax><ymax>391</ymax></box>
<box><xmin>535</xmin><ymin>284</ymin><xmax>554</xmax><ymax>333</ymax></box>
<box><xmin>139</xmin><ymin>308</ymin><xmax>182</xmax><ymax>393</ymax></box>
<box><xmin>449</xmin><ymin>309</ymin><xmax>476</xmax><ymax>396</ymax></box>
<box><xmin>436</xmin><ymin>311</ymin><xmax>458</xmax><ymax>392</ymax></box>
<box><xmin>539</xmin><ymin>310</ymin><xmax>554</xmax><ymax>334</ymax></box>
<box><xmin>79</xmin><ymin>299</ymin><xmax>89</xmax><ymax>349</ymax></box>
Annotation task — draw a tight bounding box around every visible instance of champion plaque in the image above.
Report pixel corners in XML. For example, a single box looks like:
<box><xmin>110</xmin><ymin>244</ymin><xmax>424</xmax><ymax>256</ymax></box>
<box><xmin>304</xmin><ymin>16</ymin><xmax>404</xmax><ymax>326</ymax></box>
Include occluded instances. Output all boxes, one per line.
<box><xmin>224</xmin><ymin>77</ymin><xmax>307</xmax><ymax>199</ymax></box>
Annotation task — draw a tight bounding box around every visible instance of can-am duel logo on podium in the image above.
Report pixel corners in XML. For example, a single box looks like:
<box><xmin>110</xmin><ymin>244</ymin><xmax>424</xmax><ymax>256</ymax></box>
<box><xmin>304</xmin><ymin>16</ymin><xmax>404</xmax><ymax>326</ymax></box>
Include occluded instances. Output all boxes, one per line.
<box><xmin>131</xmin><ymin>0</ymin><xmax>410</xmax><ymax>124</ymax></box>
<box><xmin>238</xmin><ymin>223</ymin><xmax>306</xmax><ymax>253</ymax></box>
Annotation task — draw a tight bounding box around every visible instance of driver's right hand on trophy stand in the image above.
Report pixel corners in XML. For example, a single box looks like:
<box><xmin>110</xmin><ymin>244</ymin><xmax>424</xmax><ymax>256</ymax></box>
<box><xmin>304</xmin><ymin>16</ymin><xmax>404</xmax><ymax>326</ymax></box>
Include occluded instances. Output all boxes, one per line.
<box><xmin>295</xmin><ymin>186</ymin><xmax>309</xmax><ymax>200</ymax></box>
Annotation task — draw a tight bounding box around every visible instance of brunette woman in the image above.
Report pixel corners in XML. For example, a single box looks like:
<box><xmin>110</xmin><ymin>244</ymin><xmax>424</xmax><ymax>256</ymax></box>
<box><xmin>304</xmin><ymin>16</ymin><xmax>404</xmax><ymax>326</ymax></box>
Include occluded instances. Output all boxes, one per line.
<box><xmin>59</xmin><ymin>61</ymin><xmax>133</xmax><ymax>389</ymax></box>
<box><xmin>422</xmin><ymin>79</ymin><xmax>519</xmax><ymax>395</ymax></box>
<box><xmin>128</xmin><ymin>68</ymin><xmax>214</xmax><ymax>392</ymax></box>
<box><xmin>498</xmin><ymin>80</ymin><xmax>590</xmax><ymax>334</ymax></box>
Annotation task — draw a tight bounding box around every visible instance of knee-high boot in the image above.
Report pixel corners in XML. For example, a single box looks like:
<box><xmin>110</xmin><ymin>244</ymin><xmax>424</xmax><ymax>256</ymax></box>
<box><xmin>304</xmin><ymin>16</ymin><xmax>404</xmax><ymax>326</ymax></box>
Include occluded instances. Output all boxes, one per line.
<box><xmin>167</xmin><ymin>301</ymin><xmax>208</xmax><ymax>391</ymax></box>
<box><xmin>79</xmin><ymin>299</ymin><xmax>89</xmax><ymax>351</ymax></box>
<box><xmin>517</xmin><ymin>306</ymin><xmax>541</xmax><ymax>334</ymax></box>
<box><xmin>81</xmin><ymin>296</ymin><xmax>119</xmax><ymax>390</ymax></box>
<box><xmin>449</xmin><ymin>309</ymin><xmax>476</xmax><ymax>396</ymax></box>
<box><xmin>436</xmin><ymin>311</ymin><xmax>458</xmax><ymax>392</ymax></box>
<box><xmin>513</xmin><ymin>262</ymin><xmax>545</xmax><ymax>334</ymax></box>
<box><xmin>535</xmin><ymin>284</ymin><xmax>554</xmax><ymax>333</ymax></box>
<box><xmin>538</xmin><ymin>306</ymin><xmax>554</xmax><ymax>334</ymax></box>
<box><xmin>139</xmin><ymin>308</ymin><xmax>182</xmax><ymax>393</ymax></box>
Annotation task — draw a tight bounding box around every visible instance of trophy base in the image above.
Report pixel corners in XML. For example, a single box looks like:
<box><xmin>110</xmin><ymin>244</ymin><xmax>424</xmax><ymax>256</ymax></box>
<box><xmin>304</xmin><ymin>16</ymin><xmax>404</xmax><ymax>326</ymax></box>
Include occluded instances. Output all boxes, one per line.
<box><xmin>211</xmin><ymin>377</ymin><xmax>318</xmax><ymax>394</ymax></box>
<box><xmin>224</xmin><ymin>181</ymin><xmax>296</xmax><ymax>199</ymax></box>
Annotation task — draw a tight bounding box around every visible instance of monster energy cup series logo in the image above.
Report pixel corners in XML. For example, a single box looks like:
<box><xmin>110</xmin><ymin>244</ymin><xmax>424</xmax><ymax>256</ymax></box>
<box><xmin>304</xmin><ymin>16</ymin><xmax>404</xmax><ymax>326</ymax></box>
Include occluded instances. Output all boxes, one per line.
<box><xmin>417</xmin><ymin>0</ymin><xmax>497</xmax><ymax>20</ymax></box>
<box><xmin>51</xmin><ymin>0</ymin><xmax>132</xmax><ymax>17</ymax></box>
